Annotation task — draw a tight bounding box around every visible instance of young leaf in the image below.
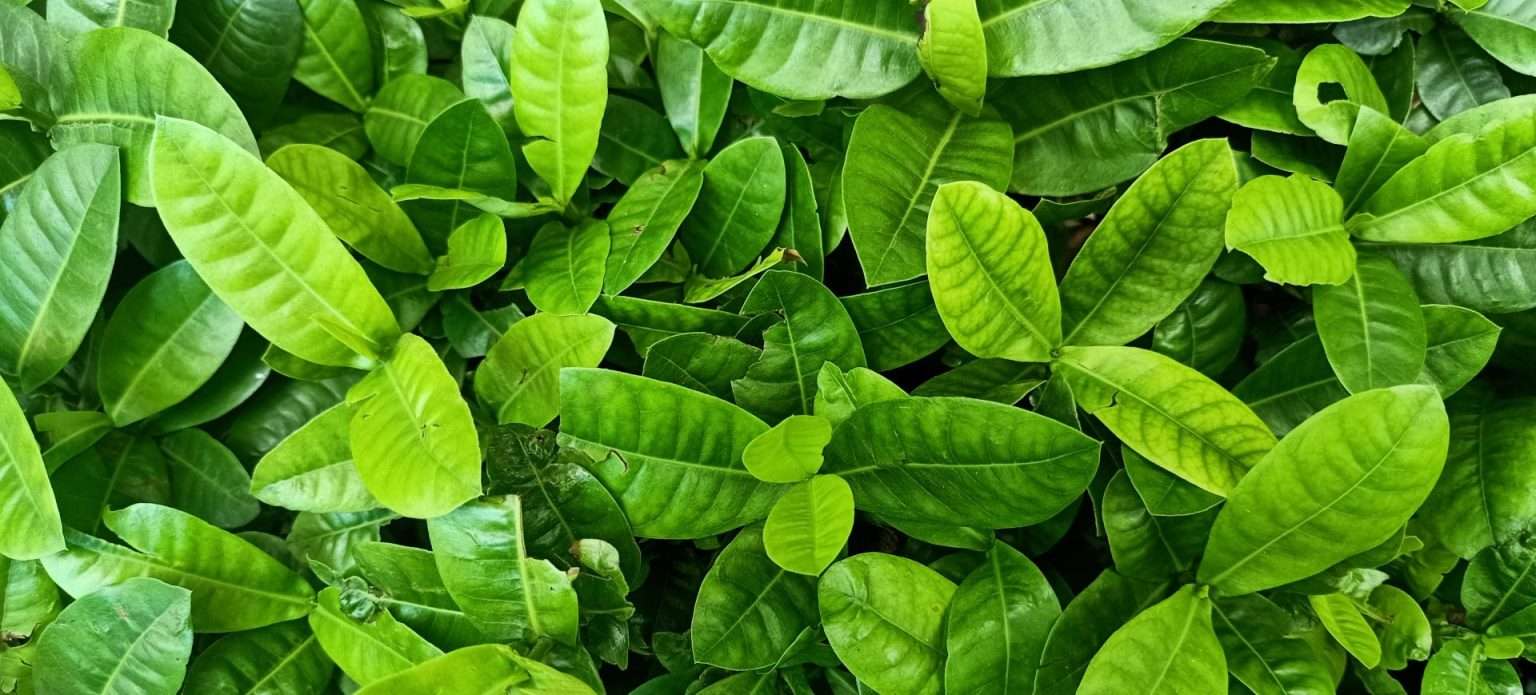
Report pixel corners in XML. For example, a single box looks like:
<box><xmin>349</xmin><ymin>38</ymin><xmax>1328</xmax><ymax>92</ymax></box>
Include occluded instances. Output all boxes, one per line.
<box><xmin>523</xmin><ymin>221</ymin><xmax>608</xmax><ymax>314</ymax></box>
<box><xmin>917</xmin><ymin>0</ymin><xmax>986</xmax><ymax>115</ymax></box>
<box><xmin>762</xmin><ymin>474</ymin><xmax>853</xmax><ymax>576</ymax></box>
<box><xmin>268</xmin><ymin>143</ymin><xmax>433</xmax><ymax>274</ymax></box>
<box><xmin>429</xmin><ymin>214</ymin><xmax>507</xmax><ymax>292</ymax></box>
<box><xmin>251</xmin><ymin>403</ymin><xmax>378</xmax><ymax>513</ymax></box>
<box><xmin>1225</xmin><ymin>175</ymin><xmax>1356</xmax><ymax>286</ymax></box>
<box><xmin>0</xmin><ymin>379</ymin><xmax>64</xmax><ymax>560</ymax></box>
<box><xmin>511</xmin><ymin>0</ymin><xmax>607</xmax><ymax>207</ymax></box>
<box><xmin>475</xmin><ymin>313</ymin><xmax>614</xmax><ymax>428</ymax></box>
<box><xmin>310</xmin><ymin>585</ymin><xmax>442</xmax><ymax>685</ymax></box>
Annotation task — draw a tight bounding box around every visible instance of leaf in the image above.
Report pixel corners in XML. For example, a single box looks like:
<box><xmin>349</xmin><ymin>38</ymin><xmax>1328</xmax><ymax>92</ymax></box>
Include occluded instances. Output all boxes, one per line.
<box><xmin>32</xmin><ymin>577</ymin><xmax>192</xmax><ymax>695</ymax></box>
<box><xmin>656</xmin><ymin>31</ymin><xmax>731</xmax><ymax>158</ymax></box>
<box><xmin>1056</xmin><ymin>345</ymin><xmax>1277</xmax><ymax>496</ymax></box>
<box><xmin>1421</xmin><ymin>639</ymin><xmax>1521</xmax><ymax>695</ymax></box>
<box><xmin>979</xmin><ymin>0</ymin><xmax>1226</xmax><ymax>77</ymax></box>
<box><xmin>1033</xmin><ymin>570</ymin><xmax>1171</xmax><ymax>695</ymax></box>
<box><xmin>593</xmin><ymin>294</ymin><xmax>750</xmax><ymax>354</ymax></box>
<box><xmin>763</xmin><ymin>475</ymin><xmax>853</xmax><ymax>576</ymax></box>
<box><xmin>52</xmin><ymin>28</ymin><xmax>256</xmax><ymax>206</ymax></box>
<box><xmin>185</xmin><ymin>621</ymin><xmax>333</xmax><ymax>694</ymax></box>
<box><xmin>405</xmin><ymin>98</ymin><xmax>519</xmax><ymax>249</ymax></box>
<box><xmin>917</xmin><ymin>0</ymin><xmax>986</xmax><ymax>115</ymax></box>
<box><xmin>1102</xmin><ymin>471</ymin><xmax>1215</xmax><ymax>580</ymax></box>
<box><xmin>53</xmin><ymin>432</ymin><xmax>170</xmax><ymax>534</ymax></box>
<box><xmin>842</xmin><ymin>280</ymin><xmax>949</xmax><ymax>371</ymax></box>
<box><xmin>691</xmin><ymin>525</ymin><xmax>818</xmax><ymax>670</ymax></box>
<box><xmin>427</xmin><ymin>495</ymin><xmax>580</xmax><ymax>645</ymax></box>
<box><xmin>287</xmin><ymin>509</ymin><xmax>393</xmax><ymax>572</ymax></box>
<box><xmin>1078</xmin><ymin>585</ymin><xmax>1227</xmax><ymax>695</ymax></box>
<box><xmin>310</xmin><ymin>585</ymin><xmax>442</xmax><ymax>685</ymax></box>
<box><xmin>1150</xmin><ymin>277</ymin><xmax>1247</xmax><ymax>378</ymax></box>
<box><xmin>353</xmin><ymin>644</ymin><xmax>597</xmax><ymax>695</ymax></box>
<box><xmin>650</xmin><ymin>0</ymin><xmax>920</xmax><ymax>100</ymax></box>
<box><xmin>742</xmin><ymin>414</ymin><xmax>831</xmax><ymax>484</ymax></box>
<box><xmin>0</xmin><ymin>380</ymin><xmax>62</xmax><ymax>561</ymax></box>
<box><xmin>1418</xmin><ymin>396</ymin><xmax>1536</xmax><ymax>559</ymax></box>
<box><xmin>1335</xmin><ymin>107</ymin><xmax>1429</xmax><ymax>215</ymax></box>
<box><xmin>98</xmin><ymin>261</ymin><xmax>243</xmax><ymax>426</ymax></box>
<box><xmin>524</xmin><ymin>221</ymin><xmax>608</xmax><ymax>314</ymax></box>
<box><xmin>476</xmin><ymin>313</ymin><xmax>614</xmax><ymax>428</ymax></box>
<box><xmin>355</xmin><ymin>542</ymin><xmax>488</xmax><ymax>649</ymax></box>
<box><xmin>1313</xmin><ymin>253</ymin><xmax>1427</xmax><ymax>393</ymax></box>
<box><xmin>170</xmin><ymin>0</ymin><xmax>304</xmax><ymax>125</ymax></box>
<box><xmin>1215</xmin><ymin>0</ymin><xmax>1410</xmax><ymax>22</ymax></box>
<box><xmin>251</xmin><ymin>403</ymin><xmax>377</xmax><ymax>513</ymax></box>
<box><xmin>365</xmin><ymin>74</ymin><xmax>461</xmax><ymax>165</ymax></box>
<box><xmin>995</xmin><ymin>39</ymin><xmax>1271</xmax><ymax>197</ymax></box>
<box><xmin>594</xmin><ymin>96</ymin><xmax>683</xmax><ymax>186</ymax></box>
<box><xmin>943</xmin><ymin>542</ymin><xmax>1059</xmax><ymax>695</ymax></box>
<box><xmin>1419</xmin><ymin>304</ymin><xmax>1500</xmax><ymax>397</ymax></box>
<box><xmin>1122</xmin><ymin>447</ymin><xmax>1222</xmax><ymax>517</ymax></box>
<box><xmin>460</xmin><ymin>15</ymin><xmax>514</xmax><ymax>129</ymax></box>
<box><xmin>679</xmin><ymin>136</ymin><xmax>785</xmax><ymax>277</ymax></box>
<box><xmin>1370</xmin><ymin>584</ymin><xmax>1431</xmax><ymax>669</ymax></box>
<box><xmin>1212</xmin><ymin>594</ymin><xmax>1337</xmax><ymax>695</ymax></box>
<box><xmin>1225</xmin><ymin>175</ymin><xmax>1356</xmax><ymax>286</ymax></box>
<box><xmin>926</xmin><ymin>180</ymin><xmax>1060</xmax><ymax>362</ymax></box>
<box><xmin>1350</xmin><ymin>116</ymin><xmax>1536</xmax><ymax>243</ymax></box>
<box><xmin>1199</xmin><ymin>385</ymin><xmax>1449</xmax><ymax>595</ymax></box>
<box><xmin>48</xmin><ymin>0</ymin><xmax>176</xmax><ymax>35</ymax></box>
<box><xmin>1417</xmin><ymin>25</ymin><xmax>1509</xmax><ymax>121</ymax></box>
<box><xmin>1059</xmin><ymin>139</ymin><xmax>1239</xmax><ymax>346</ymax></box>
<box><xmin>641</xmin><ymin>333</ymin><xmax>760</xmax><ymax>401</ymax></box>
<box><xmin>822</xmin><ymin>396</ymin><xmax>1099</xmax><ymax>528</ymax></box>
<box><xmin>845</xmin><ymin>93</ymin><xmax>1013</xmax><ymax>286</ymax></box>
<box><xmin>820</xmin><ymin>553</ymin><xmax>956</xmax><ymax>695</ymax></box>
<box><xmin>268</xmin><ymin>143</ymin><xmax>433</xmax><ymax>274</ymax></box>
<box><xmin>294</xmin><ymin>0</ymin><xmax>374</xmax><ymax>111</ymax></box>
<box><xmin>1293</xmin><ymin>44</ymin><xmax>1389</xmax><ymax>145</ymax></box>
<box><xmin>1457</xmin><ymin>0</ymin><xmax>1536</xmax><ymax>77</ymax></box>
<box><xmin>160</xmin><ymin>428</ymin><xmax>260</xmax><ymax>529</ymax></box>
<box><xmin>511</xmin><ymin>0</ymin><xmax>607</xmax><ymax>207</ymax></box>
<box><xmin>813</xmin><ymin>364</ymin><xmax>907</xmax><ymax>428</ymax></box>
<box><xmin>732</xmin><ymin>270</ymin><xmax>866</xmax><ymax>422</ymax></box>
<box><xmin>603</xmin><ymin>160</ymin><xmax>706</xmax><ymax>295</ymax></box>
<box><xmin>0</xmin><ymin>145</ymin><xmax>120</xmax><ymax>392</ymax></box>
<box><xmin>41</xmin><ymin>504</ymin><xmax>315</xmax><ymax>632</ymax></box>
<box><xmin>152</xmin><ymin>116</ymin><xmax>399</xmax><ymax>368</ymax></box>
<box><xmin>1220</xmin><ymin>42</ymin><xmax>1310</xmax><ymax>135</ymax></box>
<box><xmin>347</xmin><ymin>333</ymin><xmax>481</xmax><ymax>518</ymax></box>
<box><xmin>429</xmin><ymin>214</ymin><xmax>507</xmax><ymax>291</ymax></box>
<box><xmin>682</xmin><ymin>247</ymin><xmax>789</xmax><ymax>304</ymax></box>
<box><xmin>363</xmin><ymin>2</ymin><xmax>424</xmax><ymax>84</ymax></box>
<box><xmin>1366</xmin><ymin>222</ymin><xmax>1536</xmax><ymax>314</ymax></box>
<box><xmin>558</xmin><ymin>369</ymin><xmax>782</xmax><ymax>538</ymax></box>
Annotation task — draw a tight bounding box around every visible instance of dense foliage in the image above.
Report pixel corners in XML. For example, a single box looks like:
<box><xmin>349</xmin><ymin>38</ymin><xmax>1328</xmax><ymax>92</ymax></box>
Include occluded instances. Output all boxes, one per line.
<box><xmin>4</xmin><ymin>0</ymin><xmax>1536</xmax><ymax>692</ymax></box>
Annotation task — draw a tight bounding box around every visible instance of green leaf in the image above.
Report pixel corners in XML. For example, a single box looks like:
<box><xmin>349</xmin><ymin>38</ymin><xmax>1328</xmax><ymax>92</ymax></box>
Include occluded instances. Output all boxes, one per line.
<box><xmin>1310</xmin><ymin>593</ymin><xmax>1381</xmax><ymax>667</ymax></box>
<box><xmin>650</xmin><ymin>0</ymin><xmax>919</xmax><ymax>100</ymax></box>
<box><xmin>1293</xmin><ymin>44</ymin><xmax>1389</xmax><ymax>145</ymax></box>
<box><xmin>476</xmin><ymin>313</ymin><xmax>614</xmax><ymax>428</ymax></box>
<box><xmin>52</xmin><ymin>432</ymin><xmax>170</xmax><ymax>534</ymax></box>
<box><xmin>691</xmin><ymin>525</ymin><xmax>816</xmax><ymax>669</ymax></box>
<box><xmin>926</xmin><ymin>180</ymin><xmax>1060</xmax><ymax>362</ymax></box>
<box><xmin>98</xmin><ymin>261</ymin><xmax>242</xmax><ymax>426</ymax></box>
<box><xmin>655</xmin><ymin>31</ymin><xmax>731</xmax><ymax>158</ymax></box>
<box><xmin>558</xmin><ymin>369</ymin><xmax>782</xmax><ymax>538</ymax></box>
<box><xmin>1421</xmin><ymin>639</ymin><xmax>1521</xmax><ymax>695</ymax></box>
<box><xmin>429</xmin><ymin>214</ymin><xmax>507</xmax><ymax>292</ymax></box>
<box><xmin>641</xmin><ymin>332</ymin><xmax>760</xmax><ymax>401</ymax></box>
<box><xmin>820</xmin><ymin>553</ymin><xmax>956</xmax><ymax>695</ymax></box>
<box><xmin>1212</xmin><ymin>594</ymin><xmax>1336</xmax><ymax>695</ymax></box>
<box><xmin>287</xmin><ymin>509</ymin><xmax>394</xmax><ymax>572</ymax></box>
<box><xmin>152</xmin><ymin>116</ymin><xmax>399</xmax><ymax>369</ymax></box>
<box><xmin>980</xmin><ymin>0</ymin><xmax>1227</xmax><ymax>77</ymax></box>
<box><xmin>353</xmin><ymin>644</ymin><xmax>597</xmax><ymax>694</ymax></box>
<box><xmin>1225</xmin><ymin>175</ymin><xmax>1356</xmax><ymax>286</ymax></box>
<box><xmin>0</xmin><ymin>380</ymin><xmax>62</xmax><ymax>560</ymax></box>
<box><xmin>294</xmin><ymin>0</ymin><xmax>374</xmax><ymax>111</ymax></box>
<box><xmin>1215</xmin><ymin>0</ymin><xmax>1409</xmax><ymax>22</ymax></box>
<box><xmin>1365</xmin><ymin>222</ymin><xmax>1536</xmax><ymax>314</ymax></box>
<box><xmin>1335</xmin><ymin>107</ymin><xmax>1429</xmax><ymax>215</ymax></box>
<box><xmin>159</xmin><ymin>428</ymin><xmax>260</xmax><ymax>529</ymax></box>
<box><xmin>171</xmin><ymin>0</ymin><xmax>304</xmax><ymax>125</ymax></box>
<box><xmin>917</xmin><ymin>0</ymin><xmax>986</xmax><ymax>115</ymax></box>
<box><xmin>346</xmin><ymin>333</ymin><xmax>481</xmax><ymax>518</ymax></box>
<box><xmin>842</xmin><ymin>280</ymin><xmax>949</xmax><ymax>371</ymax></box>
<box><xmin>0</xmin><ymin>145</ymin><xmax>120</xmax><ymax>392</ymax></box>
<box><xmin>511</xmin><ymin>0</ymin><xmax>607</xmax><ymax>207</ymax></box>
<box><xmin>365</xmin><ymin>74</ymin><xmax>461</xmax><ymax>166</ymax></box>
<box><xmin>1150</xmin><ymin>277</ymin><xmax>1247</xmax><ymax>377</ymax></box>
<box><xmin>943</xmin><ymin>542</ymin><xmax>1059</xmax><ymax>694</ymax></box>
<box><xmin>1199</xmin><ymin>385</ymin><xmax>1449</xmax><ymax>595</ymax></box>
<box><xmin>1122</xmin><ymin>447</ymin><xmax>1222</xmax><ymax>517</ymax></box>
<box><xmin>1060</xmin><ymin>139</ymin><xmax>1239</xmax><ymax>346</ymax></box>
<box><xmin>1220</xmin><ymin>42</ymin><xmax>1310</xmax><ymax>135</ymax></box>
<box><xmin>524</xmin><ymin>221</ymin><xmax>608</xmax><ymax>314</ymax></box>
<box><xmin>682</xmin><ymin>247</ymin><xmax>789</xmax><ymax>304</ymax></box>
<box><xmin>1350</xmin><ymin>116</ymin><xmax>1536</xmax><ymax>243</ymax></box>
<box><xmin>762</xmin><ymin>474</ymin><xmax>853</xmax><ymax>576</ymax></box>
<box><xmin>48</xmin><ymin>0</ymin><xmax>176</xmax><ymax>35</ymax></box>
<box><xmin>1313</xmin><ymin>254</ymin><xmax>1427</xmax><ymax>393</ymax></box>
<box><xmin>1056</xmin><ymin>345</ymin><xmax>1277</xmax><ymax>496</ymax></box>
<box><xmin>1078</xmin><ymin>585</ymin><xmax>1227</xmax><ymax>695</ymax></box>
<box><xmin>594</xmin><ymin>96</ymin><xmax>683</xmax><ymax>186</ymax></box>
<box><xmin>1370</xmin><ymin>584</ymin><xmax>1431</xmax><ymax>669</ymax></box>
<box><xmin>996</xmin><ymin>39</ymin><xmax>1271</xmax><ymax>197</ymax></box>
<box><xmin>845</xmin><ymin>94</ymin><xmax>1013</xmax><ymax>285</ymax></box>
<box><xmin>813</xmin><ymin>363</ymin><xmax>907</xmax><ymax>428</ymax></box>
<box><xmin>1103</xmin><ymin>471</ymin><xmax>1215</xmax><ymax>580</ymax></box>
<box><xmin>41</xmin><ymin>504</ymin><xmax>315</xmax><ymax>632</ymax></box>
<box><xmin>1034</xmin><ymin>570</ymin><xmax>1172</xmax><ymax>695</ymax></box>
<box><xmin>1419</xmin><ymin>396</ymin><xmax>1536</xmax><ymax>559</ymax></box>
<box><xmin>33</xmin><ymin>577</ymin><xmax>192</xmax><ymax>695</ymax></box>
<box><xmin>185</xmin><ymin>621</ymin><xmax>334</xmax><ymax>694</ymax></box>
<box><xmin>1457</xmin><ymin>0</ymin><xmax>1536</xmax><ymax>77</ymax></box>
<box><xmin>822</xmin><ymin>396</ymin><xmax>1099</xmax><ymax>528</ymax></box>
<box><xmin>1417</xmin><ymin>25</ymin><xmax>1509</xmax><ymax>121</ymax></box>
<box><xmin>732</xmin><ymin>270</ymin><xmax>866</xmax><ymax>422</ymax></box>
<box><xmin>1419</xmin><ymin>304</ymin><xmax>1500</xmax><ymax>397</ymax></box>
<box><xmin>460</xmin><ymin>15</ymin><xmax>514</xmax><ymax>129</ymax></box>
<box><xmin>405</xmin><ymin>98</ymin><xmax>520</xmax><ymax>248</ymax></box>
<box><xmin>1464</xmin><ymin>535</ymin><xmax>1536</xmax><ymax>629</ymax></box>
<box><xmin>741</xmin><ymin>414</ymin><xmax>831</xmax><ymax>484</ymax></box>
<box><xmin>251</xmin><ymin>403</ymin><xmax>377</xmax><ymax>513</ymax></box>
<box><xmin>310</xmin><ymin>584</ymin><xmax>442</xmax><ymax>685</ymax></box>
<box><xmin>268</xmin><ymin>143</ymin><xmax>433</xmax><ymax>274</ymax></box>
<box><xmin>355</xmin><ymin>542</ymin><xmax>488</xmax><ymax>649</ymax></box>
<box><xmin>603</xmin><ymin>160</ymin><xmax>706</xmax><ymax>295</ymax></box>
<box><xmin>679</xmin><ymin>136</ymin><xmax>785</xmax><ymax>277</ymax></box>
<box><xmin>427</xmin><ymin>495</ymin><xmax>580</xmax><ymax>645</ymax></box>
<box><xmin>363</xmin><ymin>2</ymin><xmax>424</xmax><ymax>84</ymax></box>
<box><xmin>52</xmin><ymin>28</ymin><xmax>256</xmax><ymax>206</ymax></box>
<box><xmin>145</xmin><ymin>331</ymin><xmax>272</xmax><ymax>435</ymax></box>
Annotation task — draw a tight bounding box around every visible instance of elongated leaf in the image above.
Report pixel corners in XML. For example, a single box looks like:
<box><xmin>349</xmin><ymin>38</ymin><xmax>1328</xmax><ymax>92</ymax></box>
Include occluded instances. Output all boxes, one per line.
<box><xmin>251</xmin><ymin>403</ymin><xmax>377</xmax><ymax>513</ymax></box>
<box><xmin>1060</xmin><ymin>139</ymin><xmax>1239</xmax><ymax>346</ymax></box>
<box><xmin>460</xmin><ymin>15</ymin><xmax>514</xmax><ymax>128</ymax></box>
<box><xmin>353</xmin><ymin>644</ymin><xmax>596</xmax><ymax>695</ymax></box>
<box><xmin>1418</xmin><ymin>25</ymin><xmax>1509</xmax><ymax>121</ymax></box>
<box><xmin>656</xmin><ymin>31</ymin><xmax>731</xmax><ymax>157</ymax></box>
<box><xmin>41</xmin><ymin>504</ymin><xmax>315</xmax><ymax>632</ymax></box>
<box><xmin>269</xmin><ymin>143</ymin><xmax>432</xmax><ymax>274</ymax></box>
<box><xmin>927</xmin><ymin>180</ymin><xmax>1060</xmax><ymax>362</ymax></box>
<box><xmin>1200</xmin><ymin>385</ymin><xmax>1449</xmax><ymax>595</ymax></box>
<box><xmin>1420</xmin><ymin>304</ymin><xmax>1500</xmax><ymax>396</ymax></box>
<box><xmin>691</xmin><ymin>525</ymin><xmax>817</xmax><ymax>670</ymax></box>
<box><xmin>405</xmin><ymin>98</ymin><xmax>519</xmax><ymax>249</ymax></box>
<box><xmin>511</xmin><ymin>0</ymin><xmax>607</xmax><ymax>206</ymax></box>
<box><xmin>1056</xmin><ymin>345</ymin><xmax>1277</xmax><ymax>496</ymax></box>
<box><xmin>347</xmin><ymin>333</ymin><xmax>481</xmax><ymax>518</ymax></box>
<box><xmin>1419</xmin><ymin>396</ymin><xmax>1536</xmax><ymax>559</ymax></box>
<box><xmin>917</xmin><ymin>0</ymin><xmax>986</xmax><ymax>114</ymax></box>
<box><xmin>642</xmin><ymin>332</ymin><xmax>759</xmax><ymax>400</ymax></box>
<box><xmin>184</xmin><ymin>621</ymin><xmax>334</xmax><ymax>694</ymax></box>
<box><xmin>842</xmin><ymin>280</ymin><xmax>948</xmax><ymax>371</ymax></box>
<box><xmin>651</xmin><ymin>0</ymin><xmax>920</xmax><ymax>100</ymax></box>
<box><xmin>823</xmin><ymin>396</ymin><xmax>1099</xmax><ymax>528</ymax></box>
<box><xmin>1102</xmin><ymin>472</ymin><xmax>1215</xmax><ymax>580</ymax></box>
<box><xmin>295</xmin><ymin>0</ymin><xmax>374</xmax><ymax>111</ymax></box>
<box><xmin>1226</xmin><ymin>175</ymin><xmax>1355</xmax><ymax>286</ymax></box>
<box><xmin>0</xmin><ymin>380</ymin><xmax>63</xmax><ymax>560</ymax></box>
<box><xmin>604</xmin><ymin>160</ymin><xmax>706</xmax><ymax>294</ymax></box>
<box><xmin>679</xmin><ymin>136</ymin><xmax>785</xmax><ymax>277</ymax></box>
<box><xmin>1078</xmin><ymin>586</ymin><xmax>1226</xmax><ymax>695</ymax></box>
<box><xmin>1216</xmin><ymin>0</ymin><xmax>1410</xmax><ymax>23</ymax></box>
<box><xmin>820</xmin><ymin>553</ymin><xmax>955</xmax><ymax>695</ymax></box>
<box><xmin>1310</xmin><ymin>593</ymin><xmax>1381</xmax><ymax>667</ymax></box>
<box><xmin>558</xmin><ymin>369</ymin><xmax>782</xmax><ymax>539</ymax></box>
<box><xmin>1212</xmin><ymin>595</ymin><xmax>1336</xmax><ymax>695</ymax></box>
<box><xmin>52</xmin><ymin>28</ymin><xmax>255</xmax><ymax>206</ymax></box>
<box><xmin>355</xmin><ymin>542</ymin><xmax>487</xmax><ymax>649</ymax></box>
<box><xmin>99</xmin><ymin>261</ymin><xmax>243</xmax><ymax>426</ymax></box>
<box><xmin>152</xmin><ymin>116</ymin><xmax>399</xmax><ymax>368</ymax></box>
<box><xmin>1367</xmin><ymin>222</ymin><xmax>1536</xmax><ymax>314</ymax></box>
<box><xmin>33</xmin><ymin>577</ymin><xmax>192</xmax><ymax>695</ymax></box>
<box><xmin>310</xmin><ymin>585</ymin><xmax>442</xmax><ymax>685</ymax></box>
<box><xmin>1151</xmin><ymin>277</ymin><xmax>1247</xmax><ymax>378</ymax></box>
<box><xmin>944</xmin><ymin>542</ymin><xmax>1059</xmax><ymax>695</ymax></box>
<box><xmin>0</xmin><ymin>145</ymin><xmax>120</xmax><ymax>392</ymax></box>
<box><xmin>170</xmin><ymin>0</ymin><xmax>303</xmax><ymax>125</ymax></box>
<box><xmin>845</xmin><ymin>90</ymin><xmax>1013</xmax><ymax>286</ymax></box>
<box><xmin>772</xmin><ymin>144</ymin><xmax>823</xmax><ymax>280</ymax></box>
<box><xmin>1313</xmin><ymin>253</ymin><xmax>1427</xmax><ymax>393</ymax></box>
<box><xmin>476</xmin><ymin>313</ymin><xmax>614</xmax><ymax>428</ymax></box>
<box><xmin>978</xmin><ymin>0</ymin><xmax>1226</xmax><ymax>77</ymax></box>
<box><xmin>1335</xmin><ymin>107</ymin><xmax>1428</xmax><ymax>215</ymax></box>
<box><xmin>1457</xmin><ymin>0</ymin><xmax>1536</xmax><ymax>76</ymax></box>
<box><xmin>594</xmin><ymin>96</ymin><xmax>682</xmax><ymax>186</ymax></box>
<box><xmin>160</xmin><ymin>428</ymin><xmax>260</xmax><ymax>528</ymax></box>
<box><xmin>427</xmin><ymin>495</ymin><xmax>579</xmax><ymax>645</ymax></box>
